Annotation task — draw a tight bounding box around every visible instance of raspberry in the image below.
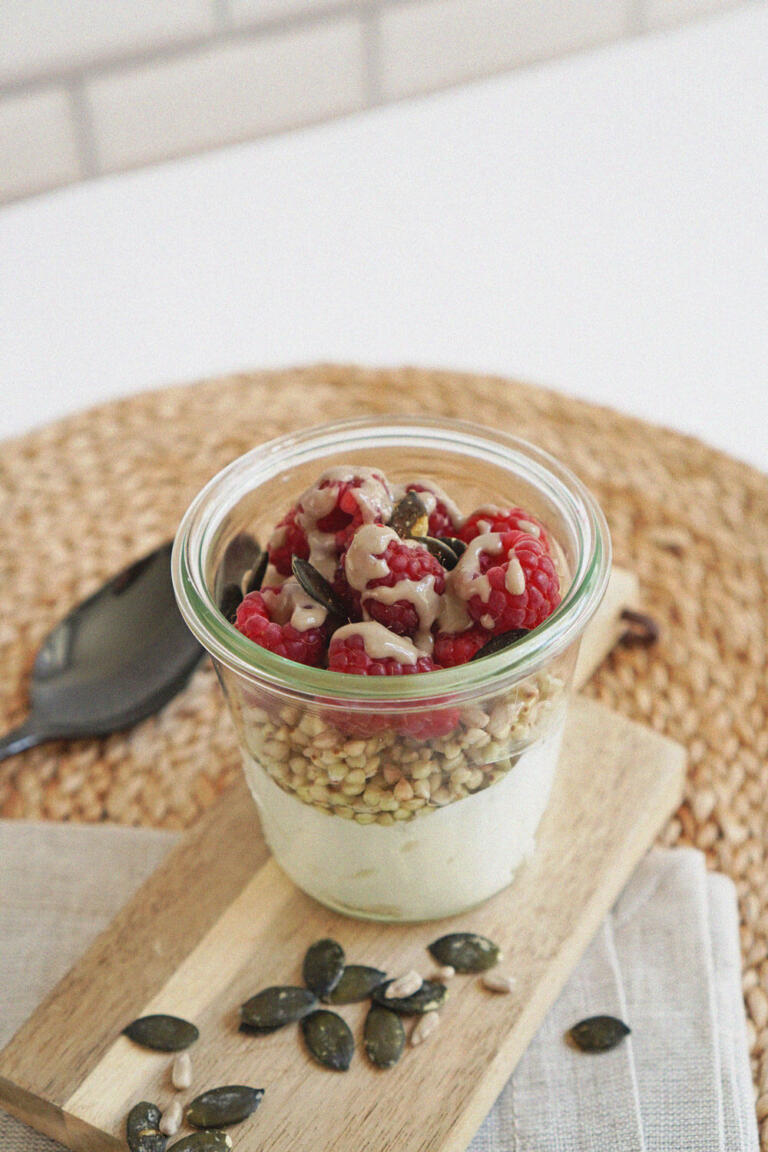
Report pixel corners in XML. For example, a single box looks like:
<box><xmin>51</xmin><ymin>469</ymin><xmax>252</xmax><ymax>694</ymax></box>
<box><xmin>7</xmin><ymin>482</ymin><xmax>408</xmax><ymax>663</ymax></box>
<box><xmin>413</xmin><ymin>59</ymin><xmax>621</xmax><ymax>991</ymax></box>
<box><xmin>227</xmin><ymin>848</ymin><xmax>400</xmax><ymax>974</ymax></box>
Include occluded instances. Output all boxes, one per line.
<box><xmin>453</xmin><ymin>530</ymin><xmax>560</xmax><ymax>634</ymax></box>
<box><xmin>345</xmin><ymin>528</ymin><xmax>446</xmax><ymax>639</ymax></box>
<box><xmin>433</xmin><ymin>626</ymin><xmax>490</xmax><ymax>667</ymax></box>
<box><xmin>328</xmin><ymin>629</ymin><xmax>435</xmax><ymax>676</ymax></box>
<box><xmin>308</xmin><ymin>470</ymin><xmax>393</xmax><ymax>549</ymax></box>
<box><xmin>267</xmin><ymin>505</ymin><xmax>309</xmax><ymax>577</ymax></box>
<box><xmin>459</xmin><ymin>506</ymin><xmax>550</xmax><ymax>552</ymax></box>
<box><xmin>235</xmin><ymin>586</ymin><xmax>328</xmax><ymax>666</ymax></box>
<box><xmin>405</xmin><ymin>482</ymin><xmax>460</xmax><ymax>538</ymax></box>
<box><xmin>327</xmin><ymin>625</ymin><xmax>459</xmax><ymax>739</ymax></box>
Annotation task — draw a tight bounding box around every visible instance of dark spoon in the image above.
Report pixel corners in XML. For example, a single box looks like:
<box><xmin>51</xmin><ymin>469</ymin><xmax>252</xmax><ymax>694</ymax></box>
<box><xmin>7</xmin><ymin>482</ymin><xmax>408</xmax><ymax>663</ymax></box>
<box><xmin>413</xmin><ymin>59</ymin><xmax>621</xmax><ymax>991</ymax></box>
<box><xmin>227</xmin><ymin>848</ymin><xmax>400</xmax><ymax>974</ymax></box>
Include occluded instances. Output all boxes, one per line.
<box><xmin>0</xmin><ymin>541</ymin><xmax>203</xmax><ymax>763</ymax></box>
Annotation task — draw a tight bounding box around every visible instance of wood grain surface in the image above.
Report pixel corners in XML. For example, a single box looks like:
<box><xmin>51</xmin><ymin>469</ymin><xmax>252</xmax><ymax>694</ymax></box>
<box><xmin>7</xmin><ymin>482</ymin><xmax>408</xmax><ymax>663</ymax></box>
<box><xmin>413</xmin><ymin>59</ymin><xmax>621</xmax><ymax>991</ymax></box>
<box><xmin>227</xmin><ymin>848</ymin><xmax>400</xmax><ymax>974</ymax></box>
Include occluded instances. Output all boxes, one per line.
<box><xmin>0</xmin><ymin>567</ymin><xmax>685</xmax><ymax>1152</ymax></box>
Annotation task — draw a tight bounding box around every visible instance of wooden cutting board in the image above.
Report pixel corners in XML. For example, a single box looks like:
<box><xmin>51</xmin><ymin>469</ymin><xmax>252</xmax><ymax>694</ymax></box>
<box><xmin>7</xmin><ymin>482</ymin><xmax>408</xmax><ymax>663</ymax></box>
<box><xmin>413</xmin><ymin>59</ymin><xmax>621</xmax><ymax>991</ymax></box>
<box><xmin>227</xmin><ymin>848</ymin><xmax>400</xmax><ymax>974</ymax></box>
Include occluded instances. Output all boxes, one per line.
<box><xmin>0</xmin><ymin>569</ymin><xmax>685</xmax><ymax>1152</ymax></box>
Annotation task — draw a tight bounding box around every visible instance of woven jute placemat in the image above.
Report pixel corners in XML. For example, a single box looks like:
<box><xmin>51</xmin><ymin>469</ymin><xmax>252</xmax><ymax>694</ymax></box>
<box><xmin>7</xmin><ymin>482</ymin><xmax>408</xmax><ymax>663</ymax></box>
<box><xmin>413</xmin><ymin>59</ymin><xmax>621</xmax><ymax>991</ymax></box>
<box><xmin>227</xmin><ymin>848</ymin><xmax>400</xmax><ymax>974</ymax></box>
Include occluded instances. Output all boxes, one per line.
<box><xmin>1</xmin><ymin>365</ymin><xmax>766</xmax><ymax>1131</ymax></box>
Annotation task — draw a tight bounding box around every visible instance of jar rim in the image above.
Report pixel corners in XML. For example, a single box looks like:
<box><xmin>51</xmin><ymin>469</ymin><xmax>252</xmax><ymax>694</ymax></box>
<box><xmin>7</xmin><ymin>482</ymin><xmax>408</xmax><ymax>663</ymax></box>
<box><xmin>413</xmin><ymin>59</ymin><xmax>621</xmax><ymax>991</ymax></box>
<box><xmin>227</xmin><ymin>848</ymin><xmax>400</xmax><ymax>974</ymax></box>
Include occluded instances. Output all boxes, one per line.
<box><xmin>172</xmin><ymin>415</ymin><xmax>611</xmax><ymax>706</ymax></box>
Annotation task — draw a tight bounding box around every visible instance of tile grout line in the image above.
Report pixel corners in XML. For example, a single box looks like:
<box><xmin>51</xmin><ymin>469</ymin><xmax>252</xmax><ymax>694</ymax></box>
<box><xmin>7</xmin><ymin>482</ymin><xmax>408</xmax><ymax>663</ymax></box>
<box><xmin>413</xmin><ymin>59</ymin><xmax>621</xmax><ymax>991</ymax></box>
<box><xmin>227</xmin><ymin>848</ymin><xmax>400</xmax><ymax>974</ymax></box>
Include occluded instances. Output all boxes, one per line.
<box><xmin>0</xmin><ymin>1</ymin><xmax>365</xmax><ymax>100</ymax></box>
<box><xmin>67</xmin><ymin>78</ymin><xmax>100</xmax><ymax>180</ymax></box>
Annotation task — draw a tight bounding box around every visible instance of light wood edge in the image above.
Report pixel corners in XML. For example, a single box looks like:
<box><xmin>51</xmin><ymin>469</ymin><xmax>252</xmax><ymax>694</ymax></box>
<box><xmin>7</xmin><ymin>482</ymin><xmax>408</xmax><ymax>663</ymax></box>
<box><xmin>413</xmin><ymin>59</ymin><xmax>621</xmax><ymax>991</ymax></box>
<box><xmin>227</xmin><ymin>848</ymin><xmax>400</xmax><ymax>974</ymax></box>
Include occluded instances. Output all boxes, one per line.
<box><xmin>446</xmin><ymin>717</ymin><xmax>686</xmax><ymax>1152</ymax></box>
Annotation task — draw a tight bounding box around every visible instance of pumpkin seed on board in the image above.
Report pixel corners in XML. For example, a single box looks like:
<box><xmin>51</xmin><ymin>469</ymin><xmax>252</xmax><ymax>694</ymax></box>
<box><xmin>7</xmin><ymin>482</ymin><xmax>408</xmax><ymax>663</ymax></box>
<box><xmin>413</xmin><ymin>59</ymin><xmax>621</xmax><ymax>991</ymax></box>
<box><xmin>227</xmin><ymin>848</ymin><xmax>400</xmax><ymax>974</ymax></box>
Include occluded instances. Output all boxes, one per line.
<box><xmin>325</xmin><ymin>965</ymin><xmax>388</xmax><ymax>1005</ymax></box>
<box><xmin>364</xmin><ymin>1005</ymin><xmax>406</xmax><ymax>1069</ymax></box>
<box><xmin>186</xmin><ymin>1086</ymin><xmax>264</xmax><ymax>1129</ymax></box>
<box><xmin>126</xmin><ymin>1101</ymin><xmax>166</xmax><ymax>1152</ymax></box>
<box><xmin>291</xmin><ymin>557</ymin><xmax>349</xmax><ymax>621</ymax></box>
<box><xmin>168</xmin><ymin>1135</ymin><xmax>233</xmax><ymax>1152</ymax></box>
<box><xmin>303</xmin><ymin>938</ymin><xmax>345</xmax><ymax>999</ymax></box>
<box><xmin>469</xmin><ymin>630</ymin><xmax>530</xmax><ymax>662</ymax></box>
<box><xmin>240</xmin><ymin>986</ymin><xmax>317</xmax><ymax>1032</ymax></box>
<box><xmin>567</xmin><ymin>1015</ymin><xmax>631</xmax><ymax>1053</ymax></box>
<box><xmin>123</xmin><ymin>1015</ymin><xmax>199</xmax><ymax>1052</ymax></box>
<box><xmin>411</xmin><ymin>536</ymin><xmax>460</xmax><ymax>569</ymax></box>
<box><xmin>371</xmin><ymin>979</ymin><xmax>447</xmax><ymax>1015</ymax></box>
<box><xmin>245</xmin><ymin>549</ymin><xmax>269</xmax><ymax>594</ymax></box>
<box><xmin>428</xmin><ymin>932</ymin><xmax>500</xmax><ymax>973</ymax></box>
<box><xmin>301</xmin><ymin>1010</ymin><xmax>355</xmax><ymax>1071</ymax></box>
<box><xmin>388</xmin><ymin>492</ymin><xmax>429</xmax><ymax>539</ymax></box>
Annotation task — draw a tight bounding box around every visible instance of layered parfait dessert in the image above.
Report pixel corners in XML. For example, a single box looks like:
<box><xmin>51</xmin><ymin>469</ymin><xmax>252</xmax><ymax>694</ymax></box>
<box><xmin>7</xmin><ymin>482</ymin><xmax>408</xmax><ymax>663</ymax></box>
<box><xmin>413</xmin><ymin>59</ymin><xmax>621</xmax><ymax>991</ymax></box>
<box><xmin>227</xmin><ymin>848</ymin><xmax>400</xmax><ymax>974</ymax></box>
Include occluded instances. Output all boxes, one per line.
<box><xmin>228</xmin><ymin>465</ymin><xmax>568</xmax><ymax>920</ymax></box>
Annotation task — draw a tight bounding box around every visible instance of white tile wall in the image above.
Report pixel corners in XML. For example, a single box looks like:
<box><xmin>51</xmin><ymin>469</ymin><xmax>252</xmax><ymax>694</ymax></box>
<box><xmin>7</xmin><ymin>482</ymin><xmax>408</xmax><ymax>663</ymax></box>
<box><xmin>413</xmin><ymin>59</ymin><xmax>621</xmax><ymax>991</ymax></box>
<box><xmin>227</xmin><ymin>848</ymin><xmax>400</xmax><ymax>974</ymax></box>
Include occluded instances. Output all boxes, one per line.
<box><xmin>87</xmin><ymin>17</ymin><xmax>366</xmax><ymax>173</ymax></box>
<box><xmin>231</xmin><ymin>0</ymin><xmax>355</xmax><ymax>25</ymax></box>
<box><xmin>0</xmin><ymin>0</ymin><xmax>750</xmax><ymax>203</ymax></box>
<box><xmin>0</xmin><ymin>86</ymin><xmax>81</xmax><ymax>201</ymax></box>
<box><xmin>0</xmin><ymin>0</ymin><xmax>216</xmax><ymax>86</ymax></box>
<box><xmin>642</xmin><ymin>0</ymin><xmax>740</xmax><ymax>28</ymax></box>
<box><xmin>377</xmin><ymin>0</ymin><xmax>632</xmax><ymax>100</ymax></box>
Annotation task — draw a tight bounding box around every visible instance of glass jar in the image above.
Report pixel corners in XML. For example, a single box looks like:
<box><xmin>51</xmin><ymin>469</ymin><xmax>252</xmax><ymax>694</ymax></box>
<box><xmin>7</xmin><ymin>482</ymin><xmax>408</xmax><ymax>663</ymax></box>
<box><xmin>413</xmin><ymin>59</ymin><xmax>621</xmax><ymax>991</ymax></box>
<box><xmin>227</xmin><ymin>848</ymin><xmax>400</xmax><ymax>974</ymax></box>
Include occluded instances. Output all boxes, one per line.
<box><xmin>172</xmin><ymin>416</ymin><xmax>610</xmax><ymax>921</ymax></box>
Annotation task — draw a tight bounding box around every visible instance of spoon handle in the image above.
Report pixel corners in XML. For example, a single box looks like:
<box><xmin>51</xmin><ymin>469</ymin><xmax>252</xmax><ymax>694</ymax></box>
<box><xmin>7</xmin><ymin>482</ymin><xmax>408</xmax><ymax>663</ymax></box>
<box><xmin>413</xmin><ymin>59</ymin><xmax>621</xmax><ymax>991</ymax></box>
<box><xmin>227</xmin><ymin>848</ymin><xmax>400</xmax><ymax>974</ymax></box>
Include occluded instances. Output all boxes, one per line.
<box><xmin>0</xmin><ymin>718</ymin><xmax>51</xmax><ymax>763</ymax></box>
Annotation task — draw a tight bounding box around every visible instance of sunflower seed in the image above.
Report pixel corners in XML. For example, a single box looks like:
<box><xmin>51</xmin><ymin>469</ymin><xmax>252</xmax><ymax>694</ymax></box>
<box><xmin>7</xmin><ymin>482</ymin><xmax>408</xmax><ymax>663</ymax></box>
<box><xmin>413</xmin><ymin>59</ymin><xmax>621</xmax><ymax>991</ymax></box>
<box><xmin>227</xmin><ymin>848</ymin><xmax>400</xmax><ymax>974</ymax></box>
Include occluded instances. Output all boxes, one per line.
<box><xmin>245</xmin><ymin>550</ymin><xmax>269</xmax><ymax>594</ymax></box>
<box><xmin>434</xmin><ymin>965</ymin><xmax>455</xmax><ymax>982</ymax></box>
<box><xmin>303</xmin><ymin>938</ymin><xmax>345</xmax><ymax>998</ymax></box>
<box><xmin>372</xmin><ymin>979</ymin><xmax>447</xmax><ymax>1015</ymax></box>
<box><xmin>410</xmin><ymin>1011</ymin><xmax>440</xmax><ymax>1046</ymax></box>
<box><xmin>389</xmin><ymin>492</ymin><xmax>429</xmax><ymax>539</ymax></box>
<box><xmin>240</xmin><ymin>986</ymin><xmax>317</xmax><ymax>1032</ymax></box>
<box><xmin>186</xmin><ymin>1086</ymin><xmax>264</xmax><ymax>1129</ymax></box>
<box><xmin>123</xmin><ymin>1015</ymin><xmax>199</xmax><ymax>1052</ymax></box>
<box><xmin>126</xmin><ymin>1102</ymin><xmax>166</xmax><ymax>1152</ymax></box>
<box><xmin>482</xmin><ymin>972</ymin><xmax>515</xmax><ymax>994</ymax></box>
<box><xmin>159</xmin><ymin>1100</ymin><xmax>183</xmax><ymax>1137</ymax></box>
<box><xmin>437</xmin><ymin>536</ymin><xmax>467</xmax><ymax>559</ymax></box>
<box><xmin>428</xmin><ymin>932</ymin><xmax>501</xmax><ymax>973</ymax></box>
<box><xmin>364</xmin><ymin>1006</ymin><xmax>406</xmax><ymax>1069</ymax></box>
<box><xmin>291</xmin><ymin>557</ymin><xmax>348</xmax><ymax>621</ymax></box>
<box><xmin>171</xmin><ymin>1051</ymin><xmax>192</xmax><ymax>1090</ymax></box>
<box><xmin>301</xmin><ymin>1009</ymin><xmax>354</xmax><ymax>1071</ymax></box>
<box><xmin>385</xmin><ymin>970</ymin><xmax>423</xmax><ymax>999</ymax></box>
<box><xmin>469</xmin><ymin>630</ymin><xmax>530</xmax><ymax>661</ymax></box>
<box><xmin>324</xmin><ymin>965</ymin><xmax>388</xmax><ymax>1004</ymax></box>
<box><xmin>411</xmin><ymin>536</ymin><xmax>460</xmax><ymax>569</ymax></box>
<box><xmin>567</xmin><ymin>1015</ymin><xmax>631</xmax><ymax>1053</ymax></box>
<box><xmin>168</xmin><ymin>1136</ymin><xmax>232</xmax><ymax>1152</ymax></box>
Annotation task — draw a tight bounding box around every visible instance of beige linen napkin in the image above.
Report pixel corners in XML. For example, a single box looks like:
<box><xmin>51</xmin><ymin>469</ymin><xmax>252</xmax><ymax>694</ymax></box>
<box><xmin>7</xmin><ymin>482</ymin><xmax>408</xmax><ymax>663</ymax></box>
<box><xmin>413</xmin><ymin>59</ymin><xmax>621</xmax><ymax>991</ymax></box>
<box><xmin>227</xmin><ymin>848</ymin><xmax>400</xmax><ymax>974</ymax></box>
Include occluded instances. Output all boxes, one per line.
<box><xmin>0</xmin><ymin>823</ymin><xmax>758</xmax><ymax>1151</ymax></box>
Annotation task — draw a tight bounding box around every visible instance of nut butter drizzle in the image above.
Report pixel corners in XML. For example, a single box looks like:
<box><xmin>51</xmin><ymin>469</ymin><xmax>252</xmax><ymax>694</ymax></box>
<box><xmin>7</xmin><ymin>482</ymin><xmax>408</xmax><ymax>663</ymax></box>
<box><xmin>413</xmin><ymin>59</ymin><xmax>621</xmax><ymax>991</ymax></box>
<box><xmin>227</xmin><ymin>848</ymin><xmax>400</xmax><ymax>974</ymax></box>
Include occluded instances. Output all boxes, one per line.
<box><xmin>344</xmin><ymin>524</ymin><xmax>441</xmax><ymax>655</ymax></box>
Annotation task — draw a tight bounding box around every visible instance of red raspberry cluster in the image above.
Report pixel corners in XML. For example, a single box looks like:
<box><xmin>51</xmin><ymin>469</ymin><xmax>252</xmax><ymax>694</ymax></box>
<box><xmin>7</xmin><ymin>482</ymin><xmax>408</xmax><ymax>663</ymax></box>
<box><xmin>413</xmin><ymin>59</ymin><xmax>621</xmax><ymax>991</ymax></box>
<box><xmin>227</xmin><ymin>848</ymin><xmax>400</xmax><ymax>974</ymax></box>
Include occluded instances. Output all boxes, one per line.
<box><xmin>234</xmin><ymin>466</ymin><xmax>561</xmax><ymax>684</ymax></box>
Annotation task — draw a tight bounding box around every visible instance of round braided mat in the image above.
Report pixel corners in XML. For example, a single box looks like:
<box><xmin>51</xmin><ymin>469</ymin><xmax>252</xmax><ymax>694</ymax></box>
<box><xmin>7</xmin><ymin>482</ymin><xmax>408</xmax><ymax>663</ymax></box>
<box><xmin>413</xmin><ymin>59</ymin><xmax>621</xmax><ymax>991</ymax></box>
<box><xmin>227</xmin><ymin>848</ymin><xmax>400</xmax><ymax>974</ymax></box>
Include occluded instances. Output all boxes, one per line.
<box><xmin>2</xmin><ymin>365</ymin><xmax>767</xmax><ymax>1123</ymax></box>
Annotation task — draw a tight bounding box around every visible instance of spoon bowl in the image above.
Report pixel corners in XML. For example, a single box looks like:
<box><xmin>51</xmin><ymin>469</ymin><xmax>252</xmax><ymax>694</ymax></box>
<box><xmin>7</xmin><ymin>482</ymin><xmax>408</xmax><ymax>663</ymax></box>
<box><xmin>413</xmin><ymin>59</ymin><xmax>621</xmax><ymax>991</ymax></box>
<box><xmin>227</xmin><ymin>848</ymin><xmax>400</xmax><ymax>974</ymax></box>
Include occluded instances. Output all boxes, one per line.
<box><xmin>0</xmin><ymin>542</ymin><xmax>203</xmax><ymax>762</ymax></box>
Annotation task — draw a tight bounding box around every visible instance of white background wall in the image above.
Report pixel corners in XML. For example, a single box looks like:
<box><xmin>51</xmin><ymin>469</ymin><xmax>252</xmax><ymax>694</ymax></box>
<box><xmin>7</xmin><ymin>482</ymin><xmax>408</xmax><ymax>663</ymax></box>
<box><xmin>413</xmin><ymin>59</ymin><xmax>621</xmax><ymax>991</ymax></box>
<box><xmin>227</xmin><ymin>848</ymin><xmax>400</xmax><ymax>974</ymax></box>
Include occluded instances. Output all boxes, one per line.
<box><xmin>0</xmin><ymin>0</ymin><xmax>744</xmax><ymax>204</ymax></box>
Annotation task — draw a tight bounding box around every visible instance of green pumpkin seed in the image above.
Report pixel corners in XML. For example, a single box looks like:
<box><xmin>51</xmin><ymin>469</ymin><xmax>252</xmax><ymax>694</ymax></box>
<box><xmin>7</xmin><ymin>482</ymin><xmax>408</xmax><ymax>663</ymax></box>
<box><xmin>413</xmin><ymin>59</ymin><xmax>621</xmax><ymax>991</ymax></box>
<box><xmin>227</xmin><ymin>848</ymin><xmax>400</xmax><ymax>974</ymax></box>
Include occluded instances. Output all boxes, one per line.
<box><xmin>126</xmin><ymin>1102</ymin><xmax>166</xmax><ymax>1152</ymax></box>
<box><xmin>324</xmin><ymin>964</ymin><xmax>387</xmax><ymax>1005</ymax></box>
<box><xmin>245</xmin><ymin>549</ymin><xmax>269</xmax><ymax>594</ymax></box>
<box><xmin>240</xmin><ymin>986</ymin><xmax>317</xmax><ymax>1032</ymax></box>
<box><xmin>301</xmin><ymin>1010</ymin><xmax>354</xmax><ymax>1071</ymax></box>
<box><xmin>428</xmin><ymin>932</ymin><xmax>501</xmax><ymax>973</ymax></box>
<box><xmin>567</xmin><ymin>1015</ymin><xmax>631</xmax><ymax>1053</ymax></box>
<box><xmin>168</xmin><ymin>1135</ymin><xmax>232</xmax><ymax>1152</ymax></box>
<box><xmin>411</xmin><ymin>536</ymin><xmax>460</xmax><ymax>569</ymax></box>
<box><xmin>371</xmin><ymin>979</ymin><xmax>447</xmax><ymax>1015</ymax></box>
<box><xmin>364</xmin><ymin>1005</ymin><xmax>406</xmax><ymax>1069</ymax></box>
<box><xmin>123</xmin><ymin>1015</ymin><xmax>199</xmax><ymax>1052</ymax></box>
<box><xmin>437</xmin><ymin>536</ymin><xmax>467</xmax><ymax>559</ymax></box>
<box><xmin>303</xmin><ymin>938</ymin><xmax>345</xmax><ymax>998</ymax></box>
<box><xmin>291</xmin><ymin>557</ymin><xmax>348</xmax><ymax>621</ymax></box>
<box><xmin>215</xmin><ymin>533</ymin><xmax>261</xmax><ymax>605</ymax></box>
<box><xmin>186</xmin><ymin>1086</ymin><xmax>264</xmax><ymax>1129</ymax></box>
<box><xmin>469</xmin><ymin>630</ymin><xmax>530</xmax><ymax>662</ymax></box>
<box><xmin>219</xmin><ymin>584</ymin><xmax>243</xmax><ymax>623</ymax></box>
<box><xmin>389</xmin><ymin>492</ymin><xmax>429</xmax><ymax>539</ymax></box>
